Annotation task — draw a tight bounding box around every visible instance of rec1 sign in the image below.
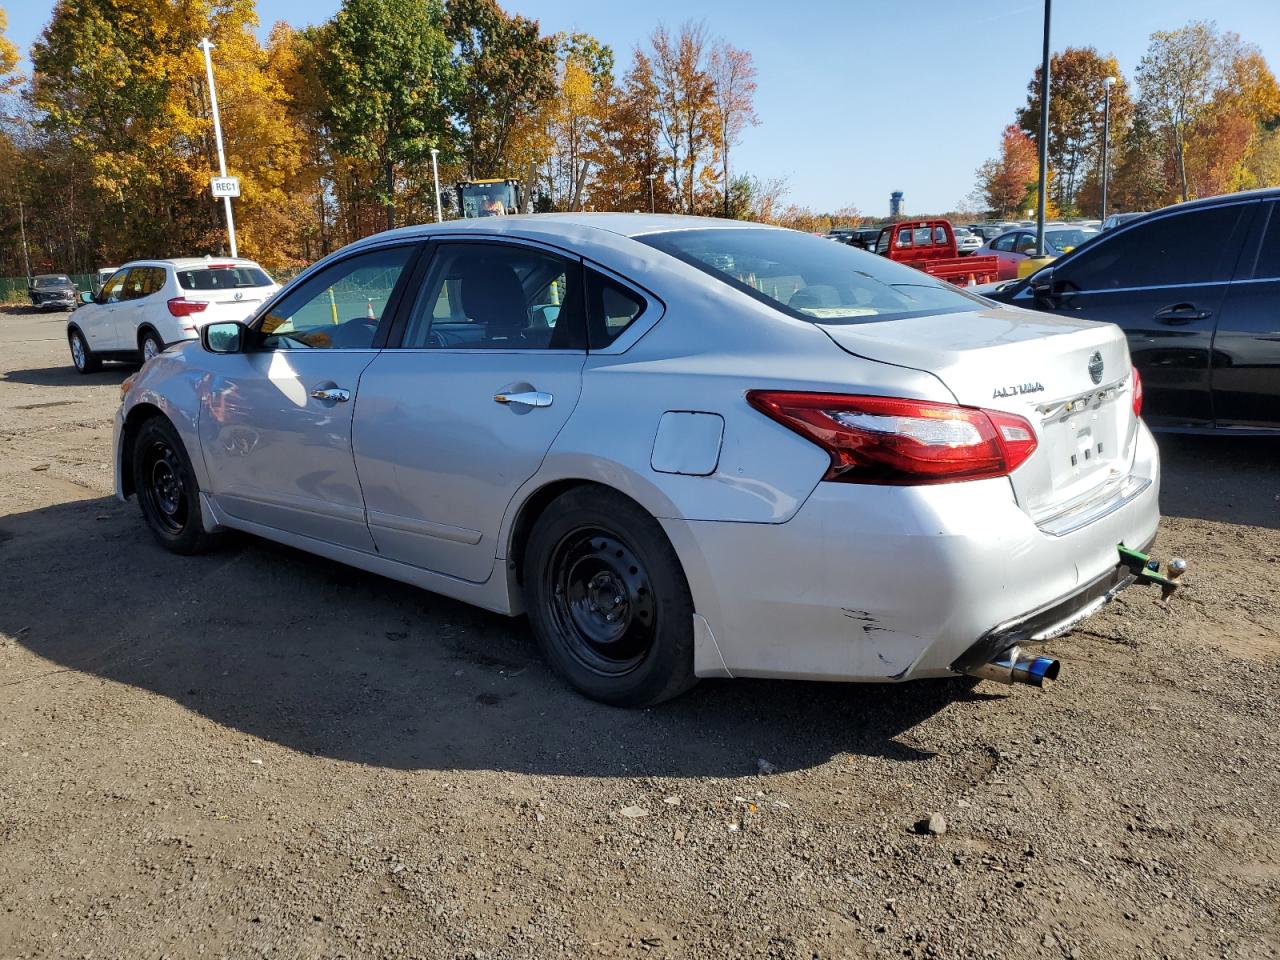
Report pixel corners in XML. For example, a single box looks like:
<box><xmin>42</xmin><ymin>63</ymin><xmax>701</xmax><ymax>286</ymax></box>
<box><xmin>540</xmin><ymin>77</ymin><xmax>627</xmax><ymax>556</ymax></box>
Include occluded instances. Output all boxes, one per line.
<box><xmin>210</xmin><ymin>176</ymin><xmax>241</xmax><ymax>198</ymax></box>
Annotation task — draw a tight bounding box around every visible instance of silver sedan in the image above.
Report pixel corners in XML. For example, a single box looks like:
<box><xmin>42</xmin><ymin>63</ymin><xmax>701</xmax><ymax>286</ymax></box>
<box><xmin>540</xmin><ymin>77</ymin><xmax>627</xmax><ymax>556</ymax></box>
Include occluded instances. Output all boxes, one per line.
<box><xmin>114</xmin><ymin>214</ymin><xmax>1163</xmax><ymax>705</ymax></box>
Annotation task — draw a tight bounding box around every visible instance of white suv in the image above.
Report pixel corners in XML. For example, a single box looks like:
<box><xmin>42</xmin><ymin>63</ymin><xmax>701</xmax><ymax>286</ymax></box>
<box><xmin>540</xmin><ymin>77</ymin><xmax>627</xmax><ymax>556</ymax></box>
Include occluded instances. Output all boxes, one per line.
<box><xmin>67</xmin><ymin>258</ymin><xmax>279</xmax><ymax>373</ymax></box>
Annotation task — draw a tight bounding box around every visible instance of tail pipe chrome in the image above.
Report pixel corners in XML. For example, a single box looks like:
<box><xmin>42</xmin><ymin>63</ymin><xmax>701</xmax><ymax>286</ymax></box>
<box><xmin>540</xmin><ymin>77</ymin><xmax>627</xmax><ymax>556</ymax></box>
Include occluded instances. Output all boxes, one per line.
<box><xmin>964</xmin><ymin>644</ymin><xmax>1061</xmax><ymax>687</ymax></box>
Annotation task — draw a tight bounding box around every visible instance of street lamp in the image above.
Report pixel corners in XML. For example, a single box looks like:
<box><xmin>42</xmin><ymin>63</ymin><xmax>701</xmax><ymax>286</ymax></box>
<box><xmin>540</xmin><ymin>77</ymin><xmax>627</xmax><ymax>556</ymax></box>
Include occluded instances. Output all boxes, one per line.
<box><xmin>430</xmin><ymin>148</ymin><xmax>442</xmax><ymax>223</ymax></box>
<box><xmin>1034</xmin><ymin>0</ymin><xmax>1051</xmax><ymax>257</ymax></box>
<box><xmin>198</xmin><ymin>38</ymin><xmax>237</xmax><ymax>257</ymax></box>
<box><xmin>1101</xmin><ymin>76</ymin><xmax>1117</xmax><ymax>221</ymax></box>
<box><xmin>645</xmin><ymin>173</ymin><xmax>657</xmax><ymax>214</ymax></box>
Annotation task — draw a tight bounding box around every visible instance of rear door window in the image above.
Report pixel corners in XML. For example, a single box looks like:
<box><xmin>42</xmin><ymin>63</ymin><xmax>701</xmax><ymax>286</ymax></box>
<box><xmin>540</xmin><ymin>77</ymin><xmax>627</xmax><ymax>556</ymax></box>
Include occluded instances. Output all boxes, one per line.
<box><xmin>992</xmin><ymin>234</ymin><xmax>1016</xmax><ymax>252</ymax></box>
<box><xmin>177</xmin><ymin>265</ymin><xmax>273</xmax><ymax>291</ymax></box>
<box><xmin>401</xmin><ymin>242</ymin><xmax>586</xmax><ymax>350</ymax></box>
<box><xmin>1057</xmin><ymin>204</ymin><xmax>1250</xmax><ymax>290</ymax></box>
<box><xmin>1250</xmin><ymin>203</ymin><xmax>1280</xmax><ymax>279</ymax></box>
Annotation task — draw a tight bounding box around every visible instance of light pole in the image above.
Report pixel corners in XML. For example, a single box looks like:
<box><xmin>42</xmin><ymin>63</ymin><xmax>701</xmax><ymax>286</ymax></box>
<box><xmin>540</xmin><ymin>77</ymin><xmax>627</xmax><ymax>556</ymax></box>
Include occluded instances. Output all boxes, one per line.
<box><xmin>430</xmin><ymin>148</ymin><xmax>443</xmax><ymax>222</ymax></box>
<box><xmin>1034</xmin><ymin>0</ymin><xmax>1051</xmax><ymax>257</ymax></box>
<box><xmin>645</xmin><ymin>173</ymin><xmax>657</xmax><ymax>214</ymax></box>
<box><xmin>198</xmin><ymin>38</ymin><xmax>237</xmax><ymax>257</ymax></box>
<box><xmin>1101</xmin><ymin>76</ymin><xmax>1116</xmax><ymax>221</ymax></box>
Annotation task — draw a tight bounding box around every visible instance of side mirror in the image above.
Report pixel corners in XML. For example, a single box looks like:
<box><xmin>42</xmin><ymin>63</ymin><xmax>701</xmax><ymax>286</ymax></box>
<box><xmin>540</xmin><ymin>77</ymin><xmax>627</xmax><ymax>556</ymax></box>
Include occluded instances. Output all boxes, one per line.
<box><xmin>79</xmin><ymin>291</ymin><xmax>94</xmax><ymax>304</ymax></box>
<box><xmin>201</xmin><ymin>321</ymin><xmax>246</xmax><ymax>354</ymax></box>
<box><xmin>1028</xmin><ymin>268</ymin><xmax>1054</xmax><ymax>295</ymax></box>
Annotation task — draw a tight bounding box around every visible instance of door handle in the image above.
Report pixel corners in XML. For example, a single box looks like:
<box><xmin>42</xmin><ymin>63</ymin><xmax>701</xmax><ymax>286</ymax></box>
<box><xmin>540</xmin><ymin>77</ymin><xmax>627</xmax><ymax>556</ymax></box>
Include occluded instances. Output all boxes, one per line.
<box><xmin>493</xmin><ymin>390</ymin><xmax>553</xmax><ymax>408</ymax></box>
<box><xmin>310</xmin><ymin>386</ymin><xmax>351</xmax><ymax>402</ymax></box>
<box><xmin>1153</xmin><ymin>303</ymin><xmax>1210</xmax><ymax>324</ymax></box>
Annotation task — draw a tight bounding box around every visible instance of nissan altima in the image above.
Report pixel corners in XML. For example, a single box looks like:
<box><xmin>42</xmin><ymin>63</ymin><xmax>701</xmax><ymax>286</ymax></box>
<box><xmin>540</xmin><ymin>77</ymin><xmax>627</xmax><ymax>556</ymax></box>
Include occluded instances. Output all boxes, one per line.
<box><xmin>113</xmin><ymin>214</ymin><xmax>1168</xmax><ymax>706</ymax></box>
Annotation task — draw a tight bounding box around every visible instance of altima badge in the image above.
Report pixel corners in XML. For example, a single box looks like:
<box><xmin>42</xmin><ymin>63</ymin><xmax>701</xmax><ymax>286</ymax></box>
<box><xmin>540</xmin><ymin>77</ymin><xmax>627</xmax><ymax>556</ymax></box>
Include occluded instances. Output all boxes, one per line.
<box><xmin>992</xmin><ymin>382</ymin><xmax>1045</xmax><ymax>399</ymax></box>
<box><xmin>1088</xmin><ymin>351</ymin><xmax>1104</xmax><ymax>384</ymax></box>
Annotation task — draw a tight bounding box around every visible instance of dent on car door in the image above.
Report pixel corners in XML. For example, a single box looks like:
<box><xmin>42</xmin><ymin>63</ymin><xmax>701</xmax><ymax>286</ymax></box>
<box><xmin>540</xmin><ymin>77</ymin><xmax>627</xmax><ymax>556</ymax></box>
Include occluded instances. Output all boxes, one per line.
<box><xmin>1213</xmin><ymin>200</ymin><xmax>1280</xmax><ymax>428</ymax></box>
<box><xmin>1021</xmin><ymin>201</ymin><xmax>1256</xmax><ymax>428</ymax></box>
<box><xmin>197</xmin><ymin>243</ymin><xmax>420</xmax><ymax>550</ymax></box>
<box><xmin>352</xmin><ymin>240</ymin><xmax>589</xmax><ymax>583</ymax></box>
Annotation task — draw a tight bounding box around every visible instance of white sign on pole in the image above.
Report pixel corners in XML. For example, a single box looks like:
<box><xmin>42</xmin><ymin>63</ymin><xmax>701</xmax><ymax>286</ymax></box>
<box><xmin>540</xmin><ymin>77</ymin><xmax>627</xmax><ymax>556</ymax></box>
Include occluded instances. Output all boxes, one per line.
<box><xmin>210</xmin><ymin>176</ymin><xmax>241</xmax><ymax>198</ymax></box>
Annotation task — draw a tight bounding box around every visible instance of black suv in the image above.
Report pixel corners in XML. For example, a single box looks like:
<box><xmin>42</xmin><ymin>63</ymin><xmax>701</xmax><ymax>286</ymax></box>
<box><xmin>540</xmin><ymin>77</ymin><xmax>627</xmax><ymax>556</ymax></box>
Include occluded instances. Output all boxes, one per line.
<box><xmin>982</xmin><ymin>189</ymin><xmax>1280</xmax><ymax>433</ymax></box>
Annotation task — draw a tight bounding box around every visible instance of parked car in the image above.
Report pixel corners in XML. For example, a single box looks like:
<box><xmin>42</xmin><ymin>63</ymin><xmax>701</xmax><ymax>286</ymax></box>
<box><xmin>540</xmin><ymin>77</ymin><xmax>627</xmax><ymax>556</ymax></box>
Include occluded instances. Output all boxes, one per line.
<box><xmin>68</xmin><ymin>258</ymin><xmax>278</xmax><ymax>372</ymax></box>
<box><xmin>874</xmin><ymin>219</ymin><xmax>999</xmax><ymax>284</ymax></box>
<box><xmin>953</xmin><ymin>226</ymin><xmax>983</xmax><ymax>256</ymax></box>
<box><xmin>966</xmin><ymin>224</ymin><xmax>1008</xmax><ymax>242</ymax></box>
<box><xmin>113</xmin><ymin>214</ymin><xmax>1163</xmax><ymax>706</ymax></box>
<box><xmin>28</xmin><ymin>274</ymin><xmax>78</xmax><ymax>311</ymax></box>
<box><xmin>977</xmin><ymin>225</ymin><xmax>1101</xmax><ymax>280</ymax></box>
<box><xmin>1101</xmin><ymin>211</ymin><xmax>1147</xmax><ymax>231</ymax></box>
<box><xmin>94</xmin><ymin>266</ymin><xmax>119</xmax><ymax>294</ymax></box>
<box><xmin>981</xmin><ymin>188</ymin><xmax>1280</xmax><ymax>432</ymax></box>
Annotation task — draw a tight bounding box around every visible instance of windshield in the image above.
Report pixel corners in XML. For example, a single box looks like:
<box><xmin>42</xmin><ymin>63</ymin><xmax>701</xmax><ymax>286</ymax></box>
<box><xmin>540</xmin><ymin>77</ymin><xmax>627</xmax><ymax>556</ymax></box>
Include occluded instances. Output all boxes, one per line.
<box><xmin>177</xmin><ymin>265</ymin><xmax>273</xmax><ymax>291</ymax></box>
<box><xmin>639</xmin><ymin>227</ymin><xmax>984</xmax><ymax>325</ymax></box>
<box><xmin>35</xmin><ymin>276</ymin><xmax>71</xmax><ymax>287</ymax></box>
<box><xmin>459</xmin><ymin>182</ymin><xmax>515</xmax><ymax>217</ymax></box>
<box><xmin>1047</xmin><ymin>228</ymin><xmax>1099</xmax><ymax>252</ymax></box>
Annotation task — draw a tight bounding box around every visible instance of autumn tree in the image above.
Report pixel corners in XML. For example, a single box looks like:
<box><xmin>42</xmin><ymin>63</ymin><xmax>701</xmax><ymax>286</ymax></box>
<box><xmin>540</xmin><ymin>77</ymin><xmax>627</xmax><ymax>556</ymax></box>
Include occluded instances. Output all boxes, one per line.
<box><xmin>591</xmin><ymin>49</ymin><xmax>669</xmax><ymax>213</ymax></box>
<box><xmin>1017</xmin><ymin>47</ymin><xmax>1132</xmax><ymax>214</ymax></box>
<box><xmin>31</xmin><ymin>0</ymin><xmax>302</xmax><ymax>266</ymax></box>
<box><xmin>1136</xmin><ymin>21</ymin><xmax>1235</xmax><ymax>202</ymax></box>
<box><xmin>445</xmin><ymin>0</ymin><xmax>557</xmax><ymax>181</ymax></box>
<box><xmin>650</xmin><ymin>21</ymin><xmax>719</xmax><ymax>215</ymax></box>
<box><xmin>973</xmin><ymin>125</ymin><xmax>1039</xmax><ymax>217</ymax></box>
<box><xmin>708</xmin><ymin>41</ymin><xmax>757</xmax><ymax>218</ymax></box>
<box><xmin>0</xmin><ymin>6</ymin><xmax>19</xmax><ymax>96</ymax></box>
<box><xmin>542</xmin><ymin>32</ymin><xmax>613</xmax><ymax>211</ymax></box>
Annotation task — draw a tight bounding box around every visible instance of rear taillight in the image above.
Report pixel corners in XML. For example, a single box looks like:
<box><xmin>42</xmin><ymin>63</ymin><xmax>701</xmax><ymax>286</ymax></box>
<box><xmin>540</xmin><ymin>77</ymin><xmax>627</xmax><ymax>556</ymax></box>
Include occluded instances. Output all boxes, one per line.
<box><xmin>1131</xmin><ymin>367</ymin><xmax>1144</xmax><ymax>418</ymax></box>
<box><xmin>167</xmin><ymin>297</ymin><xmax>208</xmax><ymax>318</ymax></box>
<box><xmin>746</xmin><ymin>391</ymin><xmax>1038</xmax><ymax>485</ymax></box>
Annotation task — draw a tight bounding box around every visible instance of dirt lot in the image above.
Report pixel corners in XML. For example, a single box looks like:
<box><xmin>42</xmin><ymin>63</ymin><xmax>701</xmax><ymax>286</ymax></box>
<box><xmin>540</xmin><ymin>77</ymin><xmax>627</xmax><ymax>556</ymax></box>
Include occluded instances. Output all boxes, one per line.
<box><xmin>0</xmin><ymin>304</ymin><xmax>1277</xmax><ymax>960</ymax></box>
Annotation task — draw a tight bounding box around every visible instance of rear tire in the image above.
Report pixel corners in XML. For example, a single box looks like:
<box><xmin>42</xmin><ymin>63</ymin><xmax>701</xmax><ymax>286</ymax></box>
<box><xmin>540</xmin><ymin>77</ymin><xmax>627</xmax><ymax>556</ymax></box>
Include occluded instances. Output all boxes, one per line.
<box><xmin>139</xmin><ymin>330</ymin><xmax>163</xmax><ymax>362</ymax></box>
<box><xmin>523</xmin><ymin>486</ymin><xmax>697</xmax><ymax>707</ymax></box>
<box><xmin>68</xmin><ymin>328</ymin><xmax>101</xmax><ymax>374</ymax></box>
<box><xmin>132</xmin><ymin>416</ymin><xmax>218</xmax><ymax>555</ymax></box>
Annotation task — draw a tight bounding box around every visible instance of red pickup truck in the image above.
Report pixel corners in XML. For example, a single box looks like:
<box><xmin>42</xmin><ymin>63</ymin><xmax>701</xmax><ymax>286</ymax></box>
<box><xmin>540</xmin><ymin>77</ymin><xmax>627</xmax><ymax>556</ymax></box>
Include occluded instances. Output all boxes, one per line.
<box><xmin>874</xmin><ymin>219</ymin><xmax>999</xmax><ymax>286</ymax></box>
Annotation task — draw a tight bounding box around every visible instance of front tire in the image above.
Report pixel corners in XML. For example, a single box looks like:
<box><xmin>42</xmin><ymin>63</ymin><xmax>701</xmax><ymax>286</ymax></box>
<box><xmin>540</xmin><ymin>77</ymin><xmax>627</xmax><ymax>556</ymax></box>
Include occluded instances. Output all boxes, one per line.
<box><xmin>132</xmin><ymin>417</ymin><xmax>217</xmax><ymax>555</ymax></box>
<box><xmin>523</xmin><ymin>486</ymin><xmax>697</xmax><ymax>707</ymax></box>
<box><xmin>68</xmin><ymin>328</ymin><xmax>101</xmax><ymax>374</ymax></box>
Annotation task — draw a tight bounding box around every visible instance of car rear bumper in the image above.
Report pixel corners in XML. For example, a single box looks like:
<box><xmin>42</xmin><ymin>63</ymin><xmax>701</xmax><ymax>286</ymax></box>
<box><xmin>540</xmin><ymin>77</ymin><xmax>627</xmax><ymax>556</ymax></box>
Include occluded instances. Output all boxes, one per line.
<box><xmin>663</xmin><ymin>422</ymin><xmax>1161</xmax><ymax>682</ymax></box>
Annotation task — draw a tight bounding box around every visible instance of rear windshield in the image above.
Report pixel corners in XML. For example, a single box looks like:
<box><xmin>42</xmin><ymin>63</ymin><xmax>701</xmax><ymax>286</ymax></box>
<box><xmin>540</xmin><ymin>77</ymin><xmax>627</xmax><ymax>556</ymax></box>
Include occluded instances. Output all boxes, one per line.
<box><xmin>177</xmin><ymin>265</ymin><xmax>273</xmax><ymax>291</ymax></box>
<box><xmin>1047</xmin><ymin>227</ymin><xmax>1098</xmax><ymax>250</ymax></box>
<box><xmin>639</xmin><ymin>228</ymin><xmax>982</xmax><ymax>324</ymax></box>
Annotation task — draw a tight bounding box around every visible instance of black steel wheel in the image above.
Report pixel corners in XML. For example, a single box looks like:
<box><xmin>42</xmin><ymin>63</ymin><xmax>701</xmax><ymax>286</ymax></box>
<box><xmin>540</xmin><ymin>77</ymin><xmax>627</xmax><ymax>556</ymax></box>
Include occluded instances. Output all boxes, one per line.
<box><xmin>545</xmin><ymin>527</ymin><xmax>657</xmax><ymax>678</ymax></box>
<box><xmin>131</xmin><ymin>416</ymin><xmax>218</xmax><ymax>555</ymax></box>
<box><xmin>524</xmin><ymin>486</ymin><xmax>696</xmax><ymax>706</ymax></box>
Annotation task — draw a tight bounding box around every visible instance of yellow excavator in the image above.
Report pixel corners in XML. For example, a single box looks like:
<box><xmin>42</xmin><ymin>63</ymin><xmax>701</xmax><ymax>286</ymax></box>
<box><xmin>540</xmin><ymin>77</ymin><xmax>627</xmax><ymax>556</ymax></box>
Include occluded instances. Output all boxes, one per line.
<box><xmin>455</xmin><ymin>178</ymin><xmax>523</xmax><ymax>218</ymax></box>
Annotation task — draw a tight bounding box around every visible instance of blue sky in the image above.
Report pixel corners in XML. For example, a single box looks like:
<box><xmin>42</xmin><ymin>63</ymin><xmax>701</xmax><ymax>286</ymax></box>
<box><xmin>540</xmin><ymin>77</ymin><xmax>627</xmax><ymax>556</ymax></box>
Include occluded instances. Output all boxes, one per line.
<box><xmin>7</xmin><ymin>1</ymin><xmax>1280</xmax><ymax>215</ymax></box>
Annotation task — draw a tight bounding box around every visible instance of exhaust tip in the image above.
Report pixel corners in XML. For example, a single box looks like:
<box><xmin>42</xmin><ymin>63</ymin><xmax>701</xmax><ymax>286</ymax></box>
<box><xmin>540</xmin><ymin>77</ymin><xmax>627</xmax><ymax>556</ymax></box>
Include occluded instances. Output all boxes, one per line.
<box><xmin>1016</xmin><ymin>656</ymin><xmax>1061</xmax><ymax>687</ymax></box>
<box><xmin>961</xmin><ymin>646</ymin><xmax>1061</xmax><ymax>687</ymax></box>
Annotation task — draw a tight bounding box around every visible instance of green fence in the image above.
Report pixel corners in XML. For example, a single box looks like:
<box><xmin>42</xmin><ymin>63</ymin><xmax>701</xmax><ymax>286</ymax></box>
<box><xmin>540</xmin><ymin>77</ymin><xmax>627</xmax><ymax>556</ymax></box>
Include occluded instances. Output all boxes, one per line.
<box><xmin>1</xmin><ymin>273</ymin><xmax>96</xmax><ymax>304</ymax></box>
<box><xmin>1</xmin><ymin>266</ymin><xmax>312</xmax><ymax>304</ymax></box>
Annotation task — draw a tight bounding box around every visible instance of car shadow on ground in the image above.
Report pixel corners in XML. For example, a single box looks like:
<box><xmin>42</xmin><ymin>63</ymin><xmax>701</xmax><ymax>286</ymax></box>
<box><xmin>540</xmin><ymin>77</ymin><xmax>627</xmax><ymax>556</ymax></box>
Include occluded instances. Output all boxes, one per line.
<box><xmin>1153</xmin><ymin>433</ymin><xmax>1280</xmax><ymax>530</ymax></box>
<box><xmin>0</xmin><ymin>496</ymin><xmax>991</xmax><ymax>779</ymax></box>
<box><xmin>2</xmin><ymin>364</ymin><xmax>136</xmax><ymax>387</ymax></box>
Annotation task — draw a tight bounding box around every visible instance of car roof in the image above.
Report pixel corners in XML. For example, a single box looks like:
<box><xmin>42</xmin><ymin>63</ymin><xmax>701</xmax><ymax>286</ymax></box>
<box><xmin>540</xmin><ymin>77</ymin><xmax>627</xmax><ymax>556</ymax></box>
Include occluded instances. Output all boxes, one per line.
<box><xmin>34</xmin><ymin>273</ymin><xmax>71</xmax><ymax>280</ymax></box>
<box><xmin>114</xmin><ymin>257</ymin><xmax>267</xmax><ymax>270</ymax></box>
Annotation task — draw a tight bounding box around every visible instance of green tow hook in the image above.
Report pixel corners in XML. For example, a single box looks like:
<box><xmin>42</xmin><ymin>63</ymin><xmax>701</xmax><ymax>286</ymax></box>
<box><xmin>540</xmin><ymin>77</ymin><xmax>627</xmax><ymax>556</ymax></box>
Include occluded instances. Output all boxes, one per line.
<box><xmin>1118</xmin><ymin>544</ymin><xmax>1188</xmax><ymax>600</ymax></box>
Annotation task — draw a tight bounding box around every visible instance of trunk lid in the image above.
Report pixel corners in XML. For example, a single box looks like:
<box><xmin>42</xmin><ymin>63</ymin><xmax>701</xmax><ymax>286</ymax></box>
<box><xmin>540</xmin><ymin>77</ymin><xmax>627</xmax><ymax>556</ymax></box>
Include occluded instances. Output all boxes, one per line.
<box><xmin>818</xmin><ymin>306</ymin><xmax>1139</xmax><ymax>525</ymax></box>
<box><xmin>186</xmin><ymin>288</ymin><xmax>278</xmax><ymax>325</ymax></box>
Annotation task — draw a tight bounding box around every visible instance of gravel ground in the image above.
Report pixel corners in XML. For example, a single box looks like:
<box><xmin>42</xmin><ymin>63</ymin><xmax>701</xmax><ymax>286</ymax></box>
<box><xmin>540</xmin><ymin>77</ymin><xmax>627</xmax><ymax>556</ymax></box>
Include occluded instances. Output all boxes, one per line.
<box><xmin>1</xmin><ymin>305</ymin><xmax>1277</xmax><ymax>960</ymax></box>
